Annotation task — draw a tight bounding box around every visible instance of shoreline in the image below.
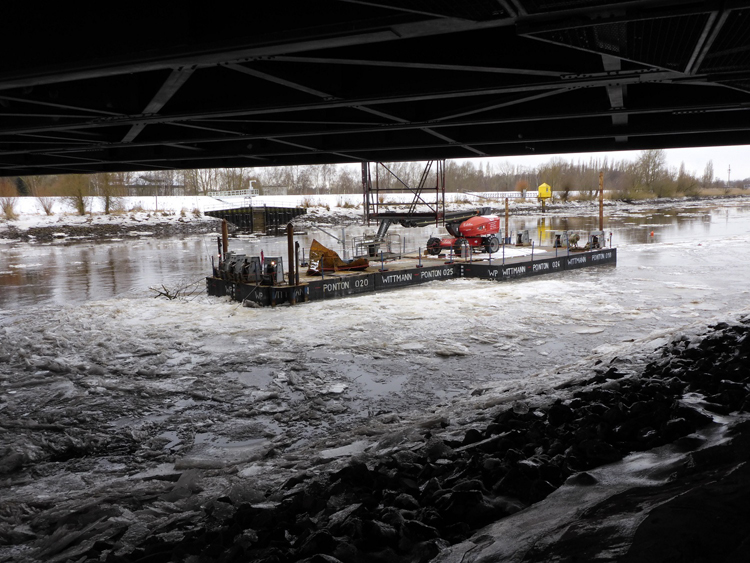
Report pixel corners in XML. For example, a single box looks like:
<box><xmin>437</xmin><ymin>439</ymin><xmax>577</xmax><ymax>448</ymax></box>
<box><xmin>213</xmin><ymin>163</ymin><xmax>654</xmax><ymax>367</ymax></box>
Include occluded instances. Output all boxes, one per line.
<box><xmin>2</xmin><ymin>194</ymin><xmax>750</xmax><ymax>245</ymax></box>
<box><xmin>0</xmin><ymin>219</ymin><xmax>221</xmax><ymax>244</ymax></box>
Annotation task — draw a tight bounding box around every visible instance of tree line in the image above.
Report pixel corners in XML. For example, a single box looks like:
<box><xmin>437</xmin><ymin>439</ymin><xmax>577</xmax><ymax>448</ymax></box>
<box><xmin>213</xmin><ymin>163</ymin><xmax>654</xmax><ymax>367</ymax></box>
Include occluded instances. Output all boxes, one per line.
<box><xmin>0</xmin><ymin>150</ymin><xmax>745</xmax><ymax>217</ymax></box>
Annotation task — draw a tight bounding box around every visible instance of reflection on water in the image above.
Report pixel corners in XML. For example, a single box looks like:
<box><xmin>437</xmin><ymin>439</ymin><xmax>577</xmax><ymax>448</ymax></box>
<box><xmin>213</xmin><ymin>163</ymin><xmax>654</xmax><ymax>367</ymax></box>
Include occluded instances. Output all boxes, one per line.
<box><xmin>2</xmin><ymin>199</ymin><xmax>750</xmax><ymax>311</ymax></box>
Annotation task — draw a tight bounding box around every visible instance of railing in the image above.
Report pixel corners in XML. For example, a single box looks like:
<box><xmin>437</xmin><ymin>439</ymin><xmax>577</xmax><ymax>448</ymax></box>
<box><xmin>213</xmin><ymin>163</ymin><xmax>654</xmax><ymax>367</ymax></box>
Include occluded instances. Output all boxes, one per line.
<box><xmin>207</xmin><ymin>188</ymin><xmax>259</xmax><ymax>198</ymax></box>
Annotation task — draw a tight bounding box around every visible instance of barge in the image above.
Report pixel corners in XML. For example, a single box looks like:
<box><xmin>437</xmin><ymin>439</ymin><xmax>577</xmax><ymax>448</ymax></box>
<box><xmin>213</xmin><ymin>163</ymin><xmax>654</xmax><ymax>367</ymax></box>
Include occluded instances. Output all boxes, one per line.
<box><xmin>206</xmin><ymin>241</ymin><xmax>617</xmax><ymax>307</ymax></box>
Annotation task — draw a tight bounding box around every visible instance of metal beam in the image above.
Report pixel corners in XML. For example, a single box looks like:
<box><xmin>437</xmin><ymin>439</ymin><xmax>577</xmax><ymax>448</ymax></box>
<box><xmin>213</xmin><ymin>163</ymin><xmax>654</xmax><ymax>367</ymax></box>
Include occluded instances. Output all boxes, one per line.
<box><xmin>4</xmin><ymin>96</ymin><xmax>750</xmax><ymax>162</ymax></box>
<box><xmin>421</xmin><ymin>128</ymin><xmax>486</xmax><ymax>156</ymax></box>
<box><xmin>432</xmin><ymin>88</ymin><xmax>572</xmax><ymax>122</ymax></box>
<box><xmin>517</xmin><ymin>0</ymin><xmax>724</xmax><ymax>34</ymax></box>
<box><xmin>270</xmin><ymin>55</ymin><xmax>569</xmax><ymax>77</ymax></box>
<box><xmin>195</xmin><ymin>117</ymin><xmax>383</xmax><ymax>126</ymax></box>
<box><xmin>122</xmin><ymin>66</ymin><xmax>196</xmax><ymax>143</ymax></box>
<box><xmin>224</xmin><ymin>62</ymin><xmax>408</xmax><ymax>156</ymax></box>
<box><xmin>223</xmin><ymin>63</ymin><xmax>337</xmax><ymax>99</ymax></box>
<box><xmin>685</xmin><ymin>9</ymin><xmax>731</xmax><ymax>74</ymax></box>
<box><xmin>0</xmin><ymin>69</ymin><xmax>693</xmax><ymax>139</ymax></box>
<box><xmin>354</xmin><ymin>104</ymin><xmax>484</xmax><ymax>156</ymax></box>
<box><xmin>507</xmin><ymin>0</ymin><xmax>527</xmax><ymax>17</ymax></box>
<box><xmin>5</xmin><ymin>99</ymin><xmax>749</xmax><ymax>164</ymax></box>
<box><xmin>602</xmin><ymin>55</ymin><xmax>628</xmax><ymax>141</ymax></box>
<box><xmin>213</xmin><ymin>120</ymin><xmax>750</xmax><ymax>161</ymax></box>
<box><xmin>495</xmin><ymin>0</ymin><xmax>519</xmax><ymax>18</ymax></box>
<box><xmin>0</xmin><ymin>94</ymin><xmax>122</xmax><ymax>116</ymax></box>
<box><xmin>0</xmin><ymin>15</ymin><xmax>518</xmax><ymax>93</ymax></box>
<box><xmin>337</xmin><ymin>0</ymin><xmax>467</xmax><ymax>20</ymax></box>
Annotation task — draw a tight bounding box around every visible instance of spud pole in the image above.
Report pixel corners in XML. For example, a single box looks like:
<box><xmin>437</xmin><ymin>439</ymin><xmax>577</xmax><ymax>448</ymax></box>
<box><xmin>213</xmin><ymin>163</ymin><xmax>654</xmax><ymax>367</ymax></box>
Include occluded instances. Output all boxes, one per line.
<box><xmin>287</xmin><ymin>223</ymin><xmax>296</xmax><ymax>304</ymax></box>
<box><xmin>599</xmin><ymin>172</ymin><xmax>604</xmax><ymax>232</ymax></box>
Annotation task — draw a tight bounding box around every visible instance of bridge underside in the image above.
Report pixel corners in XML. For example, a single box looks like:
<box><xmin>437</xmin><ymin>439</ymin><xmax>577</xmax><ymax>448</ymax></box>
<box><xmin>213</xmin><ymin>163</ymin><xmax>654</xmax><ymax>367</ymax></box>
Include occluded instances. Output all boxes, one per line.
<box><xmin>2</xmin><ymin>1</ymin><xmax>750</xmax><ymax>176</ymax></box>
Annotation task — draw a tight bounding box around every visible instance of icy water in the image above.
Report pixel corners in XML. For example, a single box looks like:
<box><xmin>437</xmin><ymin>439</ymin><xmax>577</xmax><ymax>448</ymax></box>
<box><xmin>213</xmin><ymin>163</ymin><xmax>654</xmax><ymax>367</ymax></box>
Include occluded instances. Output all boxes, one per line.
<box><xmin>3</xmin><ymin>197</ymin><xmax>750</xmax><ymax>409</ymax></box>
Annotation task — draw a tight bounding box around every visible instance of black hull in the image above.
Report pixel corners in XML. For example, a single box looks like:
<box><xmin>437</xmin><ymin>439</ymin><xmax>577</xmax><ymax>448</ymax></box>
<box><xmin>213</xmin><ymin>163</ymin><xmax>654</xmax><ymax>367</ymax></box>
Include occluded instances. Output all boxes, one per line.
<box><xmin>207</xmin><ymin>248</ymin><xmax>617</xmax><ymax>307</ymax></box>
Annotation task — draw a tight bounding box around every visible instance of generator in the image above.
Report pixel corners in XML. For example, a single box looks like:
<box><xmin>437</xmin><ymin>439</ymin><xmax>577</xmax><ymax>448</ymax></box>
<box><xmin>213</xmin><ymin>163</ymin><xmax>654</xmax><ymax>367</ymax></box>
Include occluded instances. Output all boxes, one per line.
<box><xmin>588</xmin><ymin>231</ymin><xmax>605</xmax><ymax>249</ymax></box>
<box><xmin>262</xmin><ymin>257</ymin><xmax>285</xmax><ymax>285</ymax></box>
<box><xmin>238</xmin><ymin>256</ymin><xmax>262</xmax><ymax>282</ymax></box>
<box><xmin>218</xmin><ymin>252</ymin><xmax>250</xmax><ymax>282</ymax></box>
<box><xmin>514</xmin><ymin>229</ymin><xmax>531</xmax><ymax>246</ymax></box>
<box><xmin>551</xmin><ymin>231</ymin><xmax>569</xmax><ymax>248</ymax></box>
<box><xmin>217</xmin><ymin>252</ymin><xmax>283</xmax><ymax>284</ymax></box>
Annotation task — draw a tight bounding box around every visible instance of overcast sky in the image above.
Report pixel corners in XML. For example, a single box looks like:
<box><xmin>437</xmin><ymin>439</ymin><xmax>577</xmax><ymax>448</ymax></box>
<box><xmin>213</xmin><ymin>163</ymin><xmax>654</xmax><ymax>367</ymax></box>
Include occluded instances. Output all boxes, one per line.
<box><xmin>458</xmin><ymin>144</ymin><xmax>750</xmax><ymax>182</ymax></box>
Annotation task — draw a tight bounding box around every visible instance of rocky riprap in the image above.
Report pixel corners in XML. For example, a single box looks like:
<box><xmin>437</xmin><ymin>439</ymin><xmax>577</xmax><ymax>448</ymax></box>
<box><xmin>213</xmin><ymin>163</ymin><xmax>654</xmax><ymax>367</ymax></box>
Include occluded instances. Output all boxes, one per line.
<box><xmin>2</xmin><ymin>318</ymin><xmax>743</xmax><ymax>563</ymax></box>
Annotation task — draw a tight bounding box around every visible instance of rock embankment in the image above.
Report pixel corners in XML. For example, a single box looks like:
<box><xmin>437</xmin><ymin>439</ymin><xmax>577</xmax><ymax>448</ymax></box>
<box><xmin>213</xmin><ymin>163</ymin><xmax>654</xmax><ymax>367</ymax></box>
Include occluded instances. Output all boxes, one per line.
<box><xmin>5</xmin><ymin>317</ymin><xmax>744</xmax><ymax>562</ymax></box>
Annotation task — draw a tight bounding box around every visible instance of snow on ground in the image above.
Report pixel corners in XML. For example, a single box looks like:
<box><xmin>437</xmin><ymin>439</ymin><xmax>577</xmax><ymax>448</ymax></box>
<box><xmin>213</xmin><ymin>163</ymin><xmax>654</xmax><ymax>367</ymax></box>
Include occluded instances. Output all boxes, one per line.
<box><xmin>0</xmin><ymin>192</ymin><xmax>605</xmax><ymax>235</ymax></box>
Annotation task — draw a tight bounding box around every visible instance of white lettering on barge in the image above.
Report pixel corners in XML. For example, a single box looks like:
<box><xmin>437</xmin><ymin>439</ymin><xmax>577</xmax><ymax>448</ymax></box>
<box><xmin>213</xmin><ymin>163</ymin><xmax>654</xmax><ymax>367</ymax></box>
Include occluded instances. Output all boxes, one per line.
<box><xmin>323</xmin><ymin>280</ymin><xmax>351</xmax><ymax>292</ymax></box>
<box><xmin>504</xmin><ymin>266</ymin><xmax>527</xmax><ymax>276</ymax></box>
<box><xmin>420</xmin><ymin>268</ymin><xmax>454</xmax><ymax>279</ymax></box>
<box><xmin>382</xmin><ymin>273</ymin><xmax>414</xmax><ymax>284</ymax></box>
<box><xmin>567</xmin><ymin>257</ymin><xmax>587</xmax><ymax>266</ymax></box>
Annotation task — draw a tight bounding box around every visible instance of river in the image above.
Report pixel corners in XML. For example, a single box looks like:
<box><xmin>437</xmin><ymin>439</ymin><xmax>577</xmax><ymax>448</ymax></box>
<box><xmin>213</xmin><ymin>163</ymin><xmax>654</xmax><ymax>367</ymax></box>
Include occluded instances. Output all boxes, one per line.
<box><xmin>2</xmin><ymin>197</ymin><xmax>750</xmax><ymax>562</ymax></box>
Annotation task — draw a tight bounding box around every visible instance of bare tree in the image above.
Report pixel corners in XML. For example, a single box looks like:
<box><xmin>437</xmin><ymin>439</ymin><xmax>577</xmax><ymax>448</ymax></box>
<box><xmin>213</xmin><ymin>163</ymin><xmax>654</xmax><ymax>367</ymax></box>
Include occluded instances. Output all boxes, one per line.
<box><xmin>702</xmin><ymin>160</ymin><xmax>715</xmax><ymax>191</ymax></box>
<box><xmin>320</xmin><ymin>163</ymin><xmax>337</xmax><ymax>194</ymax></box>
<box><xmin>336</xmin><ymin>165</ymin><xmax>360</xmax><ymax>194</ymax></box>
<box><xmin>221</xmin><ymin>168</ymin><xmax>257</xmax><ymax>192</ymax></box>
<box><xmin>496</xmin><ymin>160</ymin><xmax>517</xmax><ymax>191</ymax></box>
<box><xmin>181</xmin><ymin>168</ymin><xmax>221</xmax><ymax>195</ymax></box>
<box><xmin>537</xmin><ymin>157</ymin><xmax>568</xmax><ymax>194</ymax></box>
<box><xmin>23</xmin><ymin>175</ymin><xmax>57</xmax><ymax>215</ymax></box>
<box><xmin>91</xmin><ymin>172</ymin><xmax>127</xmax><ymax>214</ymax></box>
<box><xmin>0</xmin><ymin>177</ymin><xmax>19</xmax><ymax>220</ymax></box>
<box><xmin>676</xmin><ymin>162</ymin><xmax>700</xmax><ymax>196</ymax></box>
<box><xmin>60</xmin><ymin>174</ymin><xmax>91</xmax><ymax>215</ymax></box>
<box><xmin>635</xmin><ymin>149</ymin><xmax>668</xmax><ymax>190</ymax></box>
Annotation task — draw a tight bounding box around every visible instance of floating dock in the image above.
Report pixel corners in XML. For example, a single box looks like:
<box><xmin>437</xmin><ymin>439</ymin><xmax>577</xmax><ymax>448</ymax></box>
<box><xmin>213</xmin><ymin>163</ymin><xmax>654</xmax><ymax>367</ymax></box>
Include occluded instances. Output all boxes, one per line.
<box><xmin>206</xmin><ymin>246</ymin><xmax>617</xmax><ymax>307</ymax></box>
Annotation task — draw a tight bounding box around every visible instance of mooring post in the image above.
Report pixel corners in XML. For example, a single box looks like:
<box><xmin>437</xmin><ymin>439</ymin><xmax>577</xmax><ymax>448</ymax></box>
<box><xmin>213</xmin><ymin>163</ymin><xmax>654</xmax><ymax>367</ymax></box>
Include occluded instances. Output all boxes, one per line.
<box><xmin>221</xmin><ymin>220</ymin><xmax>229</xmax><ymax>256</ymax></box>
<box><xmin>531</xmin><ymin>241</ymin><xmax>534</xmax><ymax>262</ymax></box>
<box><xmin>502</xmin><ymin>240</ymin><xmax>505</xmax><ymax>265</ymax></box>
<box><xmin>417</xmin><ymin>248</ymin><xmax>423</xmax><ymax>268</ymax></box>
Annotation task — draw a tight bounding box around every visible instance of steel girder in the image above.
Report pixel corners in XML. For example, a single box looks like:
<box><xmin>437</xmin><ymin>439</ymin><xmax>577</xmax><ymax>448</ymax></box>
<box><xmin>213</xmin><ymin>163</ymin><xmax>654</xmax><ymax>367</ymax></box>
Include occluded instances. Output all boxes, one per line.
<box><xmin>2</xmin><ymin>0</ymin><xmax>750</xmax><ymax>176</ymax></box>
